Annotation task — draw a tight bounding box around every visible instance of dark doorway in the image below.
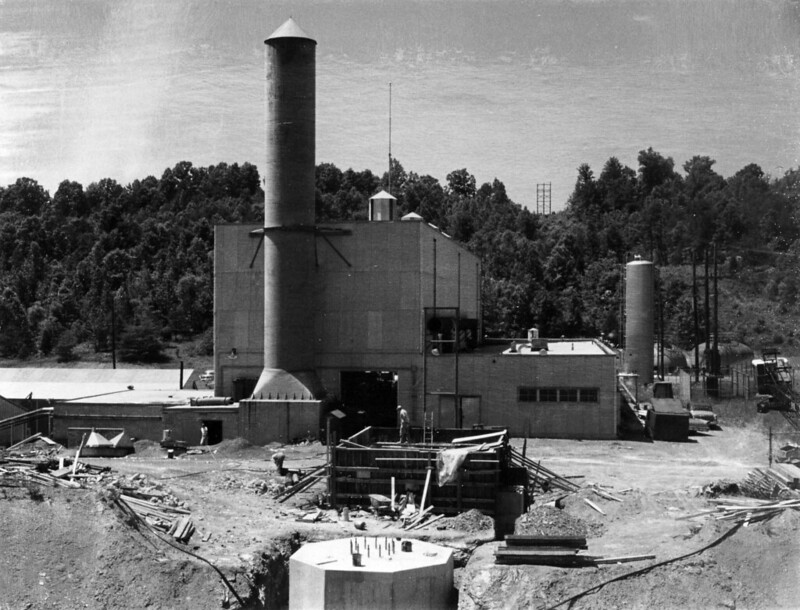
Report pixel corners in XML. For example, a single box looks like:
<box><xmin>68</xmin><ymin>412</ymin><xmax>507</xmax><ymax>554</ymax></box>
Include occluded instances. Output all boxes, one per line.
<box><xmin>340</xmin><ymin>371</ymin><xmax>398</xmax><ymax>436</ymax></box>
<box><xmin>203</xmin><ymin>420</ymin><xmax>223</xmax><ymax>445</ymax></box>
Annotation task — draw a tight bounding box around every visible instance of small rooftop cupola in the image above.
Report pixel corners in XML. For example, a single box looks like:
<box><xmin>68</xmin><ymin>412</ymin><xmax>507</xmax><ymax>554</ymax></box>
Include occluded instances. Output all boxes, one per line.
<box><xmin>368</xmin><ymin>189</ymin><xmax>397</xmax><ymax>221</ymax></box>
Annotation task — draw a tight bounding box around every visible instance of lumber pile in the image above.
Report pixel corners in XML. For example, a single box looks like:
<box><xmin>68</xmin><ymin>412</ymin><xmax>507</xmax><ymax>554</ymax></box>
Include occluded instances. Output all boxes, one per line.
<box><xmin>118</xmin><ymin>493</ymin><xmax>197</xmax><ymax>543</ymax></box>
<box><xmin>0</xmin><ymin>458</ymin><xmax>110</xmax><ymax>489</ymax></box>
<box><xmin>681</xmin><ymin>496</ymin><xmax>800</xmax><ymax>525</ymax></box>
<box><xmin>494</xmin><ymin>534</ymin><xmax>654</xmax><ymax>567</ymax></box>
<box><xmin>739</xmin><ymin>467</ymin><xmax>800</xmax><ymax>499</ymax></box>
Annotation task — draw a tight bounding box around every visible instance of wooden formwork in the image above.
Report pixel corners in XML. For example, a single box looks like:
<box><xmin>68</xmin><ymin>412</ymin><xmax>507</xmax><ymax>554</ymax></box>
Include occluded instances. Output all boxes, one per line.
<box><xmin>329</xmin><ymin>426</ymin><xmax>510</xmax><ymax>515</ymax></box>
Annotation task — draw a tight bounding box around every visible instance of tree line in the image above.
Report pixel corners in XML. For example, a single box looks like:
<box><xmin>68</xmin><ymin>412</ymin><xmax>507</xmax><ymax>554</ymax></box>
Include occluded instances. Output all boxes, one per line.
<box><xmin>1</xmin><ymin>150</ymin><xmax>799</xmax><ymax>361</ymax></box>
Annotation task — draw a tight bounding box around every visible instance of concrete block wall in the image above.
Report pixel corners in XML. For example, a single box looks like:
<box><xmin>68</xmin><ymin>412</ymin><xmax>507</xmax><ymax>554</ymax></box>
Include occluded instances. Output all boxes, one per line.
<box><xmin>315</xmin><ymin>222</ymin><xmax>423</xmax><ymax>355</ymax></box>
<box><xmin>238</xmin><ymin>399</ymin><xmax>323</xmax><ymax>443</ymax></box>
<box><xmin>52</xmin><ymin>403</ymin><xmax>165</xmax><ymax>447</ymax></box>
<box><xmin>162</xmin><ymin>407</ymin><xmax>240</xmax><ymax>446</ymax></box>
<box><xmin>426</xmin><ymin>351</ymin><xmax>618</xmax><ymax>439</ymax></box>
<box><xmin>214</xmin><ymin>223</ymin><xmax>266</xmax><ymax>397</ymax></box>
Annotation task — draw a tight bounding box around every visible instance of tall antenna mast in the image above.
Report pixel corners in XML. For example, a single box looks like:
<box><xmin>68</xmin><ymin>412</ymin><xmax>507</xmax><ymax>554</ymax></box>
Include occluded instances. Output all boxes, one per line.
<box><xmin>388</xmin><ymin>82</ymin><xmax>392</xmax><ymax>193</ymax></box>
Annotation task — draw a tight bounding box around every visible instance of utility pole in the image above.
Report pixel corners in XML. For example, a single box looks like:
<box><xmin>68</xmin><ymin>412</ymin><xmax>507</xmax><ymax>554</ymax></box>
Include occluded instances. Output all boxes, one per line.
<box><xmin>692</xmin><ymin>251</ymin><xmax>699</xmax><ymax>383</ymax></box>
<box><xmin>388</xmin><ymin>82</ymin><xmax>392</xmax><ymax>193</ymax></box>
<box><xmin>713</xmin><ymin>242</ymin><xmax>719</xmax><ymax>376</ymax></box>
<box><xmin>111</xmin><ymin>298</ymin><xmax>117</xmax><ymax>369</ymax></box>
<box><xmin>704</xmin><ymin>248</ymin><xmax>710</xmax><ymax>369</ymax></box>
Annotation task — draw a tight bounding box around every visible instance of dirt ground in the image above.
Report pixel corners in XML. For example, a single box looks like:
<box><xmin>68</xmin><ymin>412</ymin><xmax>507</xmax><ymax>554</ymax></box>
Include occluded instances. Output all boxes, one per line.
<box><xmin>2</xmin><ymin>397</ymin><xmax>799</xmax><ymax>609</ymax></box>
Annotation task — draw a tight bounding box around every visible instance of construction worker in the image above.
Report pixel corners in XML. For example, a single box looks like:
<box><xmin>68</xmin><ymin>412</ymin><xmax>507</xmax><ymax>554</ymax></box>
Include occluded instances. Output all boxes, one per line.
<box><xmin>397</xmin><ymin>405</ymin><xmax>410</xmax><ymax>444</ymax></box>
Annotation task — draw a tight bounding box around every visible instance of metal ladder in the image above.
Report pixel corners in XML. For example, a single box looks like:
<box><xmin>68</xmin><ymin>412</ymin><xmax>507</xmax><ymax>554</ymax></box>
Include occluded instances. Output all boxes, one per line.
<box><xmin>423</xmin><ymin>412</ymin><xmax>434</xmax><ymax>445</ymax></box>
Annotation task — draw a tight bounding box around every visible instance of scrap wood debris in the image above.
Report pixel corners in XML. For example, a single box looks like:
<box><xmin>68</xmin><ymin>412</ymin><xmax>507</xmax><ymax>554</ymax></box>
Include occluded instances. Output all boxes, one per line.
<box><xmin>679</xmin><ymin>468</ymin><xmax>800</xmax><ymax>526</ymax></box>
<box><xmin>738</xmin><ymin>466</ymin><xmax>800</xmax><ymax>499</ymax></box>
<box><xmin>681</xmin><ymin>496</ymin><xmax>800</xmax><ymax>525</ymax></box>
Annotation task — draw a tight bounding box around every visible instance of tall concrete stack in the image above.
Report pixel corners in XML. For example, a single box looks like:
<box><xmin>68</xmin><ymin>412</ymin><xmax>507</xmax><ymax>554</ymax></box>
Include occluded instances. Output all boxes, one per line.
<box><xmin>624</xmin><ymin>257</ymin><xmax>654</xmax><ymax>384</ymax></box>
<box><xmin>253</xmin><ymin>18</ymin><xmax>322</xmax><ymax>399</ymax></box>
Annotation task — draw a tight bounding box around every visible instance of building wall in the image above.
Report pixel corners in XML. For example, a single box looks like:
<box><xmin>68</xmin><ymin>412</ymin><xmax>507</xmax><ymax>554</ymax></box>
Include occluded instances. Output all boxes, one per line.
<box><xmin>52</xmin><ymin>403</ymin><xmax>165</xmax><ymax>447</ymax></box>
<box><xmin>0</xmin><ymin>396</ymin><xmax>25</xmax><ymax>421</ymax></box>
<box><xmin>214</xmin><ymin>220</ymin><xmax>481</xmax><ymax>412</ymax></box>
<box><xmin>214</xmin><ymin>223</ymin><xmax>266</xmax><ymax>397</ymax></box>
<box><xmin>425</xmin><ymin>350</ymin><xmax>618</xmax><ymax>439</ymax></box>
<box><xmin>238</xmin><ymin>399</ymin><xmax>323</xmax><ymax>444</ymax></box>
<box><xmin>162</xmin><ymin>407</ymin><xmax>240</xmax><ymax>446</ymax></box>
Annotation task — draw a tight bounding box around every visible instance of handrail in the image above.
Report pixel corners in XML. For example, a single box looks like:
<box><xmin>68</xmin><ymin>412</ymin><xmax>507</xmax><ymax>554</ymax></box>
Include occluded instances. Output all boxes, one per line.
<box><xmin>0</xmin><ymin>407</ymin><xmax>53</xmax><ymax>431</ymax></box>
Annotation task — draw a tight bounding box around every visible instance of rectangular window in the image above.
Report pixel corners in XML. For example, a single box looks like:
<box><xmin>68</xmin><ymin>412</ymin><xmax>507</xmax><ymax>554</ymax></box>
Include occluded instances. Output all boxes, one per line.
<box><xmin>538</xmin><ymin>388</ymin><xmax>558</xmax><ymax>402</ymax></box>
<box><xmin>559</xmin><ymin>388</ymin><xmax>578</xmax><ymax>402</ymax></box>
<box><xmin>518</xmin><ymin>387</ymin><xmax>599</xmax><ymax>403</ymax></box>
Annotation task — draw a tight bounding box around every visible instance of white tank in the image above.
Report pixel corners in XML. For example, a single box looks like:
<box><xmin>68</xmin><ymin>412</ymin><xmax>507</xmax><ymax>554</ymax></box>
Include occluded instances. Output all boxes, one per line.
<box><xmin>625</xmin><ymin>258</ymin><xmax>654</xmax><ymax>384</ymax></box>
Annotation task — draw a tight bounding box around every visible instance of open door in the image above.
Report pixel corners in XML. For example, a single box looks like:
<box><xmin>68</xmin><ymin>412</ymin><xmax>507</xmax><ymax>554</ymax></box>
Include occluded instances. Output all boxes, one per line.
<box><xmin>340</xmin><ymin>371</ymin><xmax>398</xmax><ymax>435</ymax></box>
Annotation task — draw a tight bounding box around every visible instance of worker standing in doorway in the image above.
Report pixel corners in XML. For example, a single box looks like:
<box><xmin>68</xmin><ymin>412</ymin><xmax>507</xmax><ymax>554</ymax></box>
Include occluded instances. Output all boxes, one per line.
<box><xmin>397</xmin><ymin>405</ymin><xmax>410</xmax><ymax>444</ymax></box>
<box><xmin>200</xmin><ymin>422</ymin><xmax>208</xmax><ymax>446</ymax></box>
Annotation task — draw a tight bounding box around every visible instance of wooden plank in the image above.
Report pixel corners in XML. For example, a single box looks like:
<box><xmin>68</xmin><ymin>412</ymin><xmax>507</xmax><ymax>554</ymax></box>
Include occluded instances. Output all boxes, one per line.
<box><xmin>409</xmin><ymin>513</ymin><xmax>445</xmax><ymax>530</ymax></box>
<box><xmin>594</xmin><ymin>554</ymin><xmax>656</xmax><ymax>565</ymax></box>
<box><xmin>7</xmin><ymin>433</ymin><xmax>43</xmax><ymax>451</ymax></box>
<box><xmin>451</xmin><ymin>430</ymin><xmax>507</xmax><ymax>444</ymax></box>
<box><xmin>497</xmin><ymin>545</ymin><xmax>587</xmax><ymax>553</ymax></box>
<box><xmin>584</xmin><ymin>498</ymin><xmax>606</xmax><ymax>515</ymax></box>
<box><xmin>494</xmin><ymin>554</ymin><xmax>599</xmax><ymax>566</ymax></box>
<box><xmin>420</xmin><ymin>468</ymin><xmax>432</xmax><ymax>511</ymax></box>
<box><xmin>496</xmin><ymin>548</ymin><xmax>579</xmax><ymax>556</ymax></box>
<box><xmin>504</xmin><ymin>535</ymin><xmax>587</xmax><ymax>548</ymax></box>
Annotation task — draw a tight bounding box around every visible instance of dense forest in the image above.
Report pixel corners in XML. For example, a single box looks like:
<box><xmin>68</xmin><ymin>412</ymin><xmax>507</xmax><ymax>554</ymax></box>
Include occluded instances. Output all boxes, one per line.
<box><xmin>1</xmin><ymin>149</ymin><xmax>800</xmax><ymax>362</ymax></box>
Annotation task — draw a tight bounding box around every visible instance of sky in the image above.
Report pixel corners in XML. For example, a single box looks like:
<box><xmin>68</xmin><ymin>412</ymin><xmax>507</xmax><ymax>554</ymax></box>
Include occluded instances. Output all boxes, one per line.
<box><xmin>1</xmin><ymin>0</ymin><xmax>799</xmax><ymax>210</ymax></box>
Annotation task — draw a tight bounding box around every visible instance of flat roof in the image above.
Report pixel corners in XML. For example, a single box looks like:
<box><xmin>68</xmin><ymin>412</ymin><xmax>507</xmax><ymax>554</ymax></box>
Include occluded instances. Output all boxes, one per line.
<box><xmin>502</xmin><ymin>339</ymin><xmax>614</xmax><ymax>357</ymax></box>
<box><xmin>0</xmin><ymin>368</ymin><xmax>206</xmax><ymax>403</ymax></box>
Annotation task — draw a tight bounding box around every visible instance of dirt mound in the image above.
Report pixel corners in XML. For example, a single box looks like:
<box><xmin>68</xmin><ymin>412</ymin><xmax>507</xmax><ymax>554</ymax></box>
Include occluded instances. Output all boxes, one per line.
<box><xmin>212</xmin><ymin>437</ymin><xmax>253</xmax><ymax>454</ymax></box>
<box><xmin>515</xmin><ymin>501</ymin><xmax>601</xmax><ymax>538</ymax></box>
<box><xmin>438</xmin><ymin>508</ymin><xmax>494</xmax><ymax>532</ymax></box>
<box><xmin>0</xmin><ymin>484</ymin><xmax>234</xmax><ymax>610</ymax></box>
<box><xmin>133</xmin><ymin>439</ymin><xmax>165</xmax><ymax>458</ymax></box>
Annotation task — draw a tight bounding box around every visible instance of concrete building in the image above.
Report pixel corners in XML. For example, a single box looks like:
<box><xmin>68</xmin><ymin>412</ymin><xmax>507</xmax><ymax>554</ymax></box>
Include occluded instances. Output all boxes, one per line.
<box><xmin>204</xmin><ymin>17</ymin><xmax>620</xmax><ymax>442</ymax></box>
<box><xmin>213</xmin><ymin>218</ymin><xmax>617</xmax><ymax>441</ymax></box>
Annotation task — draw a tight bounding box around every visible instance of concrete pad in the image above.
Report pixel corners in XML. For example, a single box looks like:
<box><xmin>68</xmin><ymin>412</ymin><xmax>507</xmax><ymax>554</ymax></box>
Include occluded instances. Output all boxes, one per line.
<box><xmin>290</xmin><ymin>537</ymin><xmax>453</xmax><ymax>610</ymax></box>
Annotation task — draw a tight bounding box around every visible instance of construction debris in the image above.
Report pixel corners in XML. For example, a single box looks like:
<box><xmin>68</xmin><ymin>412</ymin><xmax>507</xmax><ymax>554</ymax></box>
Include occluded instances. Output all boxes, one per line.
<box><xmin>739</xmin><ymin>467</ymin><xmax>800</xmax><ymax>499</ymax></box>
<box><xmin>681</xmin><ymin>496</ymin><xmax>800</xmax><ymax>525</ymax></box>
<box><xmin>493</xmin><ymin>534</ymin><xmax>654</xmax><ymax>567</ymax></box>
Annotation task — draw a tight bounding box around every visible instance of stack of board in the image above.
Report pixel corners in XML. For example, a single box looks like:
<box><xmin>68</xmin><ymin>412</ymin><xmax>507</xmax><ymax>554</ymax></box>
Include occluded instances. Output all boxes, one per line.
<box><xmin>494</xmin><ymin>535</ymin><xmax>595</xmax><ymax>566</ymax></box>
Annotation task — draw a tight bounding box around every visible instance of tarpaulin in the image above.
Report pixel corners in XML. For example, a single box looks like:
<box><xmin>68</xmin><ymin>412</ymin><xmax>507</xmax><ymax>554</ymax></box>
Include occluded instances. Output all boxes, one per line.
<box><xmin>436</xmin><ymin>447</ymin><xmax>474</xmax><ymax>486</ymax></box>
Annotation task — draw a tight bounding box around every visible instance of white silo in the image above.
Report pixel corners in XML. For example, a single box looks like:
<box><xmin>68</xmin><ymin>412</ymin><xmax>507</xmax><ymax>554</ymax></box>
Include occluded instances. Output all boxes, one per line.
<box><xmin>624</xmin><ymin>258</ymin><xmax>654</xmax><ymax>384</ymax></box>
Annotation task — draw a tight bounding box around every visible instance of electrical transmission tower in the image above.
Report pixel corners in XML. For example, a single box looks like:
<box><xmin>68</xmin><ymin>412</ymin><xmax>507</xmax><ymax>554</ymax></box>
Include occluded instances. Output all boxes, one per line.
<box><xmin>536</xmin><ymin>182</ymin><xmax>552</xmax><ymax>215</ymax></box>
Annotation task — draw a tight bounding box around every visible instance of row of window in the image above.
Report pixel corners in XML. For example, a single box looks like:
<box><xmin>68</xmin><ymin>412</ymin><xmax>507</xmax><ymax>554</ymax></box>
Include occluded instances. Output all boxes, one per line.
<box><xmin>518</xmin><ymin>387</ymin><xmax>599</xmax><ymax>403</ymax></box>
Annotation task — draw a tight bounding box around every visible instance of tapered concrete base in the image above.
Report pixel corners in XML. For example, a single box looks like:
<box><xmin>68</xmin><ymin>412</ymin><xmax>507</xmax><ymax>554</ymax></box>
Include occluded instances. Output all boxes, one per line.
<box><xmin>251</xmin><ymin>368</ymin><xmax>323</xmax><ymax>401</ymax></box>
<box><xmin>289</xmin><ymin>537</ymin><xmax>453</xmax><ymax>610</ymax></box>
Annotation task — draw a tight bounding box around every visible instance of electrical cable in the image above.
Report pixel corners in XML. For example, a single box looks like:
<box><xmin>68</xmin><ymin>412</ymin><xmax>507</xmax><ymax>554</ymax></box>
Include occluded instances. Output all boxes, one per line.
<box><xmin>540</xmin><ymin>520</ymin><xmax>745</xmax><ymax>610</ymax></box>
<box><xmin>115</xmin><ymin>497</ymin><xmax>247</xmax><ymax>608</ymax></box>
